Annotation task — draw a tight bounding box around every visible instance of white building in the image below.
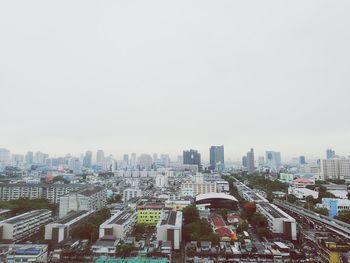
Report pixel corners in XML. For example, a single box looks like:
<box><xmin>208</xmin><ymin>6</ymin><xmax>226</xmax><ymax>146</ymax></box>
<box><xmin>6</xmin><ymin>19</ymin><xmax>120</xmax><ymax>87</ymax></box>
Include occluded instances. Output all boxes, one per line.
<box><xmin>155</xmin><ymin>174</ymin><xmax>168</xmax><ymax>188</ymax></box>
<box><xmin>181</xmin><ymin>181</ymin><xmax>217</xmax><ymax>197</ymax></box>
<box><xmin>0</xmin><ymin>210</ymin><xmax>52</xmax><ymax>243</ymax></box>
<box><xmin>156</xmin><ymin>211</ymin><xmax>182</xmax><ymax>250</ymax></box>
<box><xmin>265</xmin><ymin>151</ymin><xmax>282</xmax><ymax>171</ymax></box>
<box><xmin>45</xmin><ymin>210</ymin><xmax>94</xmax><ymax>244</ymax></box>
<box><xmin>123</xmin><ymin>188</ymin><xmax>142</xmax><ymax>201</ymax></box>
<box><xmin>99</xmin><ymin>210</ymin><xmax>137</xmax><ymax>239</ymax></box>
<box><xmin>59</xmin><ymin>186</ymin><xmax>107</xmax><ymax>218</ymax></box>
<box><xmin>321</xmin><ymin>159</ymin><xmax>350</xmax><ymax>180</ymax></box>
<box><xmin>256</xmin><ymin>203</ymin><xmax>297</xmax><ymax>241</ymax></box>
<box><xmin>0</xmin><ymin>148</ymin><xmax>11</xmax><ymax>166</ymax></box>
<box><xmin>288</xmin><ymin>187</ymin><xmax>319</xmax><ymax>200</ymax></box>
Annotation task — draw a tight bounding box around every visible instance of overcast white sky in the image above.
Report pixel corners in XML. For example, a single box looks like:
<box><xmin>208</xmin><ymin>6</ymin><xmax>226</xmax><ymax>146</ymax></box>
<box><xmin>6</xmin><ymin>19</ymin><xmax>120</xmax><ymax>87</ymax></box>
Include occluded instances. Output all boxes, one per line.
<box><xmin>1</xmin><ymin>1</ymin><xmax>350</xmax><ymax>161</ymax></box>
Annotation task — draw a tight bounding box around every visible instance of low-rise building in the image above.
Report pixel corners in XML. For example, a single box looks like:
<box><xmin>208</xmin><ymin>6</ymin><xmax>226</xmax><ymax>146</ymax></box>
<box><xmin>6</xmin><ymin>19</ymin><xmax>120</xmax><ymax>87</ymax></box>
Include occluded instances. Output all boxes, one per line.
<box><xmin>164</xmin><ymin>200</ymin><xmax>191</xmax><ymax>211</ymax></box>
<box><xmin>156</xmin><ymin>211</ymin><xmax>182</xmax><ymax>250</ymax></box>
<box><xmin>181</xmin><ymin>181</ymin><xmax>217</xmax><ymax>197</ymax></box>
<box><xmin>99</xmin><ymin>210</ymin><xmax>137</xmax><ymax>239</ymax></box>
<box><xmin>256</xmin><ymin>203</ymin><xmax>297</xmax><ymax>241</ymax></box>
<box><xmin>291</xmin><ymin>178</ymin><xmax>314</xmax><ymax>188</ymax></box>
<box><xmin>288</xmin><ymin>187</ymin><xmax>319</xmax><ymax>200</ymax></box>
<box><xmin>137</xmin><ymin>204</ymin><xmax>164</xmax><ymax>225</ymax></box>
<box><xmin>321</xmin><ymin>198</ymin><xmax>350</xmax><ymax>217</ymax></box>
<box><xmin>0</xmin><ymin>210</ymin><xmax>52</xmax><ymax>243</ymax></box>
<box><xmin>91</xmin><ymin>235</ymin><xmax>120</xmax><ymax>256</ymax></box>
<box><xmin>45</xmin><ymin>210</ymin><xmax>94</xmax><ymax>245</ymax></box>
<box><xmin>3</xmin><ymin>244</ymin><xmax>48</xmax><ymax>263</ymax></box>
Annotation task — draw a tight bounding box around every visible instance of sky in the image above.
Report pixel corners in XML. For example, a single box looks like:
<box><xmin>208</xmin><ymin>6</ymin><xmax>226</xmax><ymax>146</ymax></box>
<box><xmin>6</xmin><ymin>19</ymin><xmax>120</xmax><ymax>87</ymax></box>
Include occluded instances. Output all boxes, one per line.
<box><xmin>0</xmin><ymin>1</ymin><xmax>350</xmax><ymax>161</ymax></box>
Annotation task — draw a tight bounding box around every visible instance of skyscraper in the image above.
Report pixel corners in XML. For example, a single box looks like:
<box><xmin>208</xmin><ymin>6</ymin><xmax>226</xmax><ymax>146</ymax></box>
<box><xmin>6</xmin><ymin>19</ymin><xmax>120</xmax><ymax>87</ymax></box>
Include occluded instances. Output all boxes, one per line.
<box><xmin>209</xmin><ymin>145</ymin><xmax>224</xmax><ymax>171</ymax></box>
<box><xmin>246</xmin><ymin>148</ymin><xmax>255</xmax><ymax>173</ymax></box>
<box><xmin>183</xmin><ymin>149</ymin><xmax>201</xmax><ymax>171</ymax></box>
<box><xmin>96</xmin><ymin>150</ymin><xmax>105</xmax><ymax>166</ymax></box>
<box><xmin>25</xmin><ymin>151</ymin><xmax>34</xmax><ymax>165</ymax></box>
<box><xmin>83</xmin><ymin>151</ymin><xmax>92</xmax><ymax>168</ymax></box>
<box><xmin>326</xmin><ymin>149</ymin><xmax>336</xmax><ymax>159</ymax></box>
<box><xmin>123</xmin><ymin>154</ymin><xmax>129</xmax><ymax>165</ymax></box>
<box><xmin>242</xmin><ymin>156</ymin><xmax>247</xmax><ymax>168</ymax></box>
<box><xmin>265</xmin><ymin>151</ymin><xmax>282</xmax><ymax>171</ymax></box>
<box><xmin>299</xmin><ymin>156</ymin><xmax>306</xmax><ymax>165</ymax></box>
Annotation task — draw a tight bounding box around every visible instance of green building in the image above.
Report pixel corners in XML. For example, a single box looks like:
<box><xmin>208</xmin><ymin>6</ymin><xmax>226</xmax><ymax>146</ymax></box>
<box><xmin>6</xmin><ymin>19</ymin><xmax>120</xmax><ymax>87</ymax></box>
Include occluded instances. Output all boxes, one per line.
<box><xmin>137</xmin><ymin>204</ymin><xmax>163</xmax><ymax>225</ymax></box>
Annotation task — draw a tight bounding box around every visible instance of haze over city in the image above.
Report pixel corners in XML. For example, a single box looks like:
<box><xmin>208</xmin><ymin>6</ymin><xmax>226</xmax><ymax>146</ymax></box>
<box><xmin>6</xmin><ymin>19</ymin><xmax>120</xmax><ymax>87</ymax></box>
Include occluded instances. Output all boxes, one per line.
<box><xmin>1</xmin><ymin>0</ymin><xmax>350</xmax><ymax>159</ymax></box>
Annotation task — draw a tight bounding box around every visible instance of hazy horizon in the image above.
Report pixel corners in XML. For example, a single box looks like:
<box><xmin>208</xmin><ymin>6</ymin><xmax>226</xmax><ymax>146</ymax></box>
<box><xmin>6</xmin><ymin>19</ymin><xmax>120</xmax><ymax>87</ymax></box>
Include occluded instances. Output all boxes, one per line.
<box><xmin>1</xmin><ymin>1</ymin><xmax>350</xmax><ymax>161</ymax></box>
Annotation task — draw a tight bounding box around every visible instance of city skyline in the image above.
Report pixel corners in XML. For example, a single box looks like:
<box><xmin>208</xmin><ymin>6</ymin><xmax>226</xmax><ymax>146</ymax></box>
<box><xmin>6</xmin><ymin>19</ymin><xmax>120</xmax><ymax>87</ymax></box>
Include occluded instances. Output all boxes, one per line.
<box><xmin>1</xmin><ymin>1</ymin><xmax>350</xmax><ymax>160</ymax></box>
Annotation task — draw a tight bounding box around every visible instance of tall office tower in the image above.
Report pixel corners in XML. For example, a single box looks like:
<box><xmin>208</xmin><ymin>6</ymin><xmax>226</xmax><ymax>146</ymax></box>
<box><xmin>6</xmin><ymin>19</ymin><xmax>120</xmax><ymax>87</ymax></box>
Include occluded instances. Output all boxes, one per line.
<box><xmin>299</xmin><ymin>156</ymin><xmax>306</xmax><ymax>165</ymax></box>
<box><xmin>209</xmin><ymin>145</ymin><xmax>225</xmax><ymax>171</ymax></box>
<box><xmin>83</xmin><ymin>151</ymin><xmax>92</xmax><ymax>168</ymax></box>
<box><xmin>326</xmin><ymin>149</ymin><xmax>336</xmax><ymax>159</ymax></box>
<box><xmin>321</xmin><ymin>159</ymin><xmax>350</xmax><ymax>180</ymax></box>
<box><xmin>123</xmin><ymin>154</ymin><xmax>129</xmax><ymax>165</ymax></box>
<box><xmin>153</xmin><ymin>153</ymin><xmax>158</xmax><ymax>164</ymax></box>
<box><xmin>265</xmin><ymin>151</ymin><xmax>282</xmax><ymax>171</ymax></box>
<box><xmin>12</xmin><ymin>154</ymin><xmax>24</xmax><ymax>166</ymax></box>
<box><xmin>0</xmin><ymin>148</ymin><xmax>11</xmax><ymax>166</ymax></box>
<box><xmin>34</xmin><ymin>151</ymin><xmax>47</xmax><ymax>164</ymax></box>
<box><xmin>160</xmin><ymin>154</ymin><xmax>170</xmax><ymax>167</ymax></box>
<box><xmin>242</xmin><ymin>156</ymin><xmax>248</xmax><ymax>167</ymax></box>
<box><xmin>96</xmin><ymin>150</ymin><xmax>105</xmax><ymax>166</ymax></box>
<box><xmin>25</xmin><ymin>151</ymin><xmax>34</xmax><ymax>165</ymax></box>
<box><xmin>138</xmin><ymin>154</ymin><xmax>153</xmax><ymax>170</ymax></box>
<box><xmin>246</xmin><ymin>148</ymin><xmax>255</xmax><ymax>173</ymax></box>
<box><xmin>131</xmin><ymin>153</ymin><xmax>137</xmax><ymax>167</ymax></box>
<box><xmin>183</xmin><ymin>149</ymin><xmax>201</xmax><ymax>171</ymax></box>
<box><xmin>105</xmin><ymin>155</ymin><xmax>116</xmax><ymax>172</ymax></box>
<box><xmin>69</xmin><ymin>158</ymin><xmax>82</xmax><ymax>174</ymax></box>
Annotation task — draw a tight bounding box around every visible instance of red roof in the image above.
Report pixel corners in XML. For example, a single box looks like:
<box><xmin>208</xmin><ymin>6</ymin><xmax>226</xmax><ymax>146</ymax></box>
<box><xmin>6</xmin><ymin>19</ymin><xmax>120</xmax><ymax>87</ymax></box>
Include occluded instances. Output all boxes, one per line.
<box><xmin>211</xmin><ymin>214</ymin><xmax>225</xmax><ymax>227</ymax></box>
<box><xmin>215</xmin><ymin>227</ymin><xmax>232</xmax><ymax>237</ymax></box>
<box><xmin>227</xmin><ymin>215</ymin><xmax>240</xmax><ymax>220</ymax></box>
<box><xmin>293</xmin><ymin>178</ymin><xmax>313</xmax><ymax>183</ymax></box>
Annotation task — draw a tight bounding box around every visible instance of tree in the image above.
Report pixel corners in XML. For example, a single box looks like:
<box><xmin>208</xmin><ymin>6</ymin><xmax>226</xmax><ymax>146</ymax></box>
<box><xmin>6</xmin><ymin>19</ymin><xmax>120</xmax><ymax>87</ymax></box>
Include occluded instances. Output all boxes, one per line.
<box><xmin>53</xmin><ymin>176</ymin><xmax>69</xmax><ymax>184</ymax></box>
<box><xmin>183</xmin><ymin>205</ymin><xmax>199</xmax><ymax>224</ymax></box>
<box><xmin>335</xmin><ymin>210</ymin><xmax>350</xmax><ymax>224</ymax></box>
<box><xmin>312</xmin><ymin>207</ymin><xmax>328</xmax><ymax>216</ymax></box>
<box><xmin>287</xmin><ymin>194</ymin><xmax>297</xmax><ymax>203</ymax></box>
<box><xmin>243</xmin><ymin>202</ymin><xmax>256</xmax><ymax>220</ymax></box>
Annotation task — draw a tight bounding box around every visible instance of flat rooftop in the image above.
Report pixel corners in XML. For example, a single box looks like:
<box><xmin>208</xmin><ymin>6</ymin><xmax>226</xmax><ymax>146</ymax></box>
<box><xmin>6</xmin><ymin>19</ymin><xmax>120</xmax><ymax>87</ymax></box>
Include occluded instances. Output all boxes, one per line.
<box><xmin>3</xmin><ymin>209</ymin><xmax>50</xmax><ymax>224</ymax></box>
<box><xmin>54</xmin><ymin>210</ymin><xmax>89</xmax><ymax>224</ymax></box>
<box><xmin>160</xmin><ymin>211</ymin><xmax>177</xmax><ymax>226</ymax></box>
<box><xmin>258</xmin><ymin>203</ymin><xmax>287</xmax><ymax>219</ymax></box>
<box><xmin>109</xmin><ymin>211</ymin><xmax>134</xmax><ymax>225</ymax></box>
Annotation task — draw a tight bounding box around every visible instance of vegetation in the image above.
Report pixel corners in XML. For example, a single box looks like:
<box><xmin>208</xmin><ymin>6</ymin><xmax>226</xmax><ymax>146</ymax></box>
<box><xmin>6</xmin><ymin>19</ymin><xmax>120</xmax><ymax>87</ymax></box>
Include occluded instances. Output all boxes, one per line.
<box><xmin>335</xmin><ymin>210</ymin><xmax>350</xmax><ymax>224</ymax></box>
<box><xmin>107</xmin><ymin>194</ymin><xmax>122</xmax><ymax>204</ymax></box>
<box><xmin>53</xmin><ymin>175</ymin><xmax>69</xmax><ymax>184</ymax></box>
<box><xmin>0</xmin><ymin>198</ymin><xmax>57</xmax><ymax>216</ymax></box>
<box><xmin>287</xmin><ymin>194</ymin><xmax>297</xmax><ymax>203</ymax></box>
<box><xmin>182</xmin><ymin>205</ymin><xmax>219</xmax><ymax>244</ymax></box>
<box><xmin>71</xmin><ymin>208</ymin><xmax>111</xmax><ymax>242</ymax></box>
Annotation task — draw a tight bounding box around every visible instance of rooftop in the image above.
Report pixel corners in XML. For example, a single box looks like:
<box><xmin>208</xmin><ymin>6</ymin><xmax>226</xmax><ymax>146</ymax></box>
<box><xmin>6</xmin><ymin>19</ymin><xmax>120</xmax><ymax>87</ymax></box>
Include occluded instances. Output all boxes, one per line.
<box><xmin>108</xmin><ymin>211</ymin><xmax>134</xmax><ymax>225</ymax></box>
<box><xmin>258</xmin><ymin>203</ymin><xmax>287</xmax><ymax>219</ymax></box>
<box><xmin>2</xmin><ymin>209</ymin><xmax>50</xmax><ymax>224</ymax></box>
<box><xmin>54</xmin><ymin>210</ymin><xmax>89</xmax><ymax>224</ymax></box>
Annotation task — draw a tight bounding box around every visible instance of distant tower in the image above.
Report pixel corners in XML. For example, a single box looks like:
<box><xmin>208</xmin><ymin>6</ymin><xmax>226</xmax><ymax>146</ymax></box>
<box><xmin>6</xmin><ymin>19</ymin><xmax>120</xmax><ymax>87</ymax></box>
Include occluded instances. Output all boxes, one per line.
<box><xmin>96</xmin><ymin>150</ymin><xmax>104</xmax><ymax>166</ymax></box>
<box><xmin>209</xmin><ymin>145</ymin><xmax>225</xmax><ymax>171</ymax></box>
<box><xmin>246</xmin><ymin>148</ymin><xmax>255</xmax><ymax>173</ymax></box>
<box><xmin>326</xmin><ymin>149</ymin><xmax>335</xmax><ymax>160</ymax></box>
<box><xmin>83</xmin><ymin>151</ymin><xmax>92</xmax><ymax>168</ymax></box>
<box><xmin>183</xmin><ymin>149</ymin><xmax>201</xmax><ymax>171</ymax></box>
<box><xmin>242</xmin><ymin>156</ymin><xmax>248</xmax><ymax>168</ymax></box>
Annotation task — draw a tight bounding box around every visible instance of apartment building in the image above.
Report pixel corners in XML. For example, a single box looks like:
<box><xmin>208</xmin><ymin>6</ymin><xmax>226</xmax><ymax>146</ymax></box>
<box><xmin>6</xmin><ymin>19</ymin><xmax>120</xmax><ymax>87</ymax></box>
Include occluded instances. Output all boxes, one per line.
<box><xmin>99</xmin><ymin>210</ymin><xmax>137</xmax><ymax>239</ymax></box>
<box><xmin>181</xmin><ymin>181</ymin><xmax>217</xmax><ymax>197</ymax></box>
<box><xmin>59</xmin><ymin>186</ymin><xmax>107</xmax><ymax>218</ymax></box>
<box><xmin>0</xmin><ymin>209</ymin><xmax>52</xmax><ymax>243</ymax></box>
<box><xmin>123</xmin><ymin>188</ymin><xmax>142</xmax><ymax>201</ymax></box>
<box><xmin>0</xmin><ymin>183</ymin><xmax>87</xmax><ymax>203</ymax></box>
<box><xmin>321</xmin><ymin>159</ymin><xmax>350</xmax><ymax>180</ymax></box>
<box><xmin>45</xmin><ymin>210</ymin><xmax>94</xmax><ymax>245</ymax></box>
